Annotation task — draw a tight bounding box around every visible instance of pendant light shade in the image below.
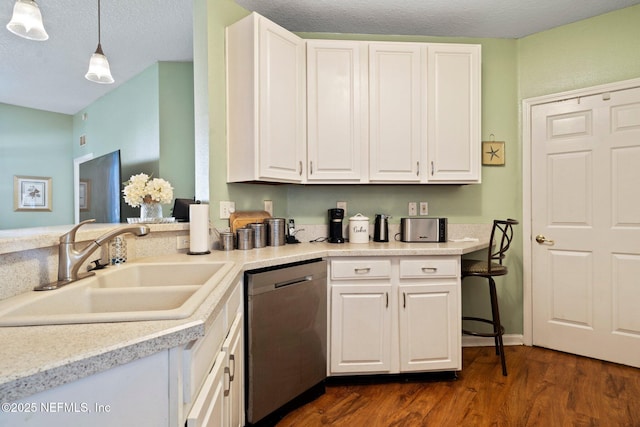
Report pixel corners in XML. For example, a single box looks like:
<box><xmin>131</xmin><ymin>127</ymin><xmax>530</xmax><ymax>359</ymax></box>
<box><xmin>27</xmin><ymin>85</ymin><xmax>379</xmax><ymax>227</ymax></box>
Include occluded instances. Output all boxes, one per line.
<box><xmin>6</xmin><ymin>0</ymin><xmax>49</xmax><ymax>41</ymax></box>
<box><xmin>86</xmin><ymin>43</ymin><xmax>114</xmax><ymax>84</ymax></box>
<box><xmin>85</xmin><ymin>0</ymin><xmax>114</xmax><ymax>84</ymax></box>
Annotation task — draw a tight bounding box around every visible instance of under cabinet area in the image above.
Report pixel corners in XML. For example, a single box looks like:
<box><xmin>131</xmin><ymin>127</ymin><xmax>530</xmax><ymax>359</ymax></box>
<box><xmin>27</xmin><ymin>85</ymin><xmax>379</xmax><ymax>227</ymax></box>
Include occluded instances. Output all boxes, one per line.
<box><xmin>328</xmin><ymin>256</ymin><xmax>461</xmax><ymax>375</ymax></box>
<box><xmin>227</xmin><ymin>12</ymin><xmax>482</xmax><ymax>185</ymax></box>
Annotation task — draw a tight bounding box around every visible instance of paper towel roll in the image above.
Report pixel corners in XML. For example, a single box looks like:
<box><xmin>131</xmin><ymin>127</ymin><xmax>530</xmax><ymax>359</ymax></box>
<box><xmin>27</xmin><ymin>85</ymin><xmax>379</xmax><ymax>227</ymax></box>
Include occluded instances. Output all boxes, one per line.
<box><xmin>189</xmin><ymin>204</ymin><xmax>211</xmax><ymax>254</ymax></box>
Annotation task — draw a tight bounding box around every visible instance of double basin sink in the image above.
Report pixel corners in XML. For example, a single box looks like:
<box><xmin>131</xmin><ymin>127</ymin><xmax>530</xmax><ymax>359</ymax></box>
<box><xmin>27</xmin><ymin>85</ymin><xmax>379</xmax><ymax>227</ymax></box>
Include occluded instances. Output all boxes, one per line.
<box><xmin>0</xmin><ymin>261</ymin><xmax>234</xmax><ymax>327</ymax></box>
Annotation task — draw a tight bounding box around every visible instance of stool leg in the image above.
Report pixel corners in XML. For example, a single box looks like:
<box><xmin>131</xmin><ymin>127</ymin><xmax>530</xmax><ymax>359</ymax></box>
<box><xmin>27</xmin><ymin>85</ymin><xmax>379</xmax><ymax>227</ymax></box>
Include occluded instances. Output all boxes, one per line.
<box><xmin>488</xmin><ymin>277</ymin><xmax>507</xmax><ymax>376</ymax></box>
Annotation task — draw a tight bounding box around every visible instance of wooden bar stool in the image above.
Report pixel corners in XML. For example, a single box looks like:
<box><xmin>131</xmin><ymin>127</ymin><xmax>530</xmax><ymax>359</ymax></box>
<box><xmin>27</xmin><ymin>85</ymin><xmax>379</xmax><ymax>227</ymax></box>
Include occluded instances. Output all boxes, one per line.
<box><xmin>461</xmin><ymin>219</ymin><xmax>518</xmax><ymax>376</ymax></box>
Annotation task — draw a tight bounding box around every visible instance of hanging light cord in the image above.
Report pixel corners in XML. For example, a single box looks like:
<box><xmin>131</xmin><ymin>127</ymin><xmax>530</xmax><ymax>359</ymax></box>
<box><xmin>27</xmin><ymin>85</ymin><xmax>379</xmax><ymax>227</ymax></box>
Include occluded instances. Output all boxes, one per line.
<box><xmin>96</xmin><ymin>0</ymin><xmax>104</xmax><ymax>55</ymax></box>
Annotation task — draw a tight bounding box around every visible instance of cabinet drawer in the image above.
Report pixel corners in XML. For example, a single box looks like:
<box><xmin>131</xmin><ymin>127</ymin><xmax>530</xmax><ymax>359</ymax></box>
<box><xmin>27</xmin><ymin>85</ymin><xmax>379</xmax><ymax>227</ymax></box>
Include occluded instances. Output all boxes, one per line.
<box><xmin>399</xmin><ymin>257</ymin><xmax>459</xmax><ymax>278</ymax></box>
<box><xmin>331</xmin><ymin>258</ymin><xmax>391</xmax><ymax>280</ymax></box>
<box><xmin>226</xmin><ymin>280</ymin><xmax>242</xmax><ymax>328</ymax></box>
<box><xmin>183</xmin><ymin>310</ymin><xmax>225</xmax><ymax>404</ymax></box>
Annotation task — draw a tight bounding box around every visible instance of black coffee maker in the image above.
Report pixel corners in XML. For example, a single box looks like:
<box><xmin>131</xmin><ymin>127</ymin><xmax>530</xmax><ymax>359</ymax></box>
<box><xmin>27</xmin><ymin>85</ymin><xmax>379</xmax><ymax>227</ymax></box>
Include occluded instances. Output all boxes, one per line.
<box><xmin>328</xmin><ymin>208</ymin><xmax>345</xmax><ymax>243</ymax></box>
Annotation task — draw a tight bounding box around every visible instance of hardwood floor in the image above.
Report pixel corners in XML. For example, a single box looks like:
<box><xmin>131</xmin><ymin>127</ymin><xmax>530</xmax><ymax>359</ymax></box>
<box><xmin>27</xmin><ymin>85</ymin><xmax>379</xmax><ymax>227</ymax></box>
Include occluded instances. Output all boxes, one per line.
<box><xmin>277</xmin><ymin>346</ymin><xmax>640</xmax><ymax>426</ymax></box>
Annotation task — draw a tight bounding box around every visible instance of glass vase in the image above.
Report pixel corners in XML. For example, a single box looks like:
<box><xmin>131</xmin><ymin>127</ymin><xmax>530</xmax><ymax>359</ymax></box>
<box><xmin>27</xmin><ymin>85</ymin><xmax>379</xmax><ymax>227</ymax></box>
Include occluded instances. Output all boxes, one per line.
<box><xmin>140</xmin><ymin>202</ymin><xmax>163</xmax><ymax>222</ymax></box>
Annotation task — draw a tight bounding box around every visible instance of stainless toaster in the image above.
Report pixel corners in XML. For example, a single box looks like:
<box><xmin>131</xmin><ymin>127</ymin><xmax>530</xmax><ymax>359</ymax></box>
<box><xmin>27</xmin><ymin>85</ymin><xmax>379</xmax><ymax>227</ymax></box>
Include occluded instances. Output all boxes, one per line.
<box><xmin>400</xmin><ymin>217</ymin><xmax>448</xmax><ymax>242</ymax></box>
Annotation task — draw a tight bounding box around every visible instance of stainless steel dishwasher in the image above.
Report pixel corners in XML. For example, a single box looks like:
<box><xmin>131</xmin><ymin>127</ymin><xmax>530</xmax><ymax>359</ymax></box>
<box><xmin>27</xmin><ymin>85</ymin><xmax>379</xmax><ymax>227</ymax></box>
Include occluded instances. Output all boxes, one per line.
<box><xmin>245</xmin><ymin>259</ymin><xmax>327</xmax><ymax>426</ymax></box>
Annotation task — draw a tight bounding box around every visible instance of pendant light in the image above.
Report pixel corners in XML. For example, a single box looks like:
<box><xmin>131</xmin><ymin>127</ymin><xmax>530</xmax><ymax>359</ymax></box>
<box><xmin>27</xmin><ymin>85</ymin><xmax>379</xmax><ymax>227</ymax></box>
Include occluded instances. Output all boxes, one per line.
<box><xmin>85</xmin><ymin>0</ymin><xmax>114</xmax><ymax>84</ymax></box>
<box><xmin>6</xmin><ymin>0</ymin><xmax>49</xmax><ymax>41</ymax></box>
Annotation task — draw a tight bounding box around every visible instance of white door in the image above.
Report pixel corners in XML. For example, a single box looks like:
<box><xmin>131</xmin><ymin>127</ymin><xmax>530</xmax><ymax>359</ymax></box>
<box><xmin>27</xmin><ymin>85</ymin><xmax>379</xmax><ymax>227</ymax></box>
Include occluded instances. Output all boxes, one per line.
<box><xmin>306</xmin><ymin>40</ymin><xmax>366</xmax><ymax>182</ymax></box>
<box><xmin>398</xmin><ymin>284</ymin><xmax>460</xmax><ymax>372</ymax></box>
<box><xmin>426</xmin><ymin>44</ymin><xmax>481</xmax><ymax>183</ymax></box>
<box><xmin>258</xmin><ymin>17</ymin><xmax>306</xmax><ymax>182</ymax></box>
<box><xmin>531</xmin><ymin>86</ymin><xmax>640</xmax><ymax>367</ymax></box>
<box><xmin>330</xmin><ymin>284</ymin><xmax>392</xmax><ymax>373</ymax></box>
<box><xmin>186</xmin><ymin>352</ymin><xmax>228</xmax><ymax>427</ymax></box>
<box><xmin>222</xmin><ymin>314</ymin><xmax>243</xmax><ymax>427</ymax></box>
<box><xmin>368</xmin><ymin>43</ymin><xmax>425</xmax><ymax>182</ymax></box>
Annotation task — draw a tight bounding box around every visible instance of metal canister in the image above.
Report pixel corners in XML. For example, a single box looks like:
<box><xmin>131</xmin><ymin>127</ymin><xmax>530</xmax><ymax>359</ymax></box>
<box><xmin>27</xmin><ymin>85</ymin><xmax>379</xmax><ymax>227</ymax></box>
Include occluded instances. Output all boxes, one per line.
<box><xmin>236</xmin><ymin>228</ymin><xmax>254</xmax><ymax>250</ymax></box>
<box><xmin>249</xmin><ymin>222</ymin><xmax>267</xmax><ymax>248</ymax></box>
<box><xmin>220</xmin><ymin>232</ymin><xmax>235</xmax><ymax>251</ymax></box>
<box><xmin>264</xmin><ymin>218</ymin><xmax>286</xmax><ymax>246</ymax></box>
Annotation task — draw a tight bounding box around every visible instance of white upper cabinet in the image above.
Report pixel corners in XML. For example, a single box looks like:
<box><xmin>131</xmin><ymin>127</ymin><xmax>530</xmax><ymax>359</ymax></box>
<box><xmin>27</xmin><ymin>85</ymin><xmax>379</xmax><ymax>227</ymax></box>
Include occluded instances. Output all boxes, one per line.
<box><xmin>226</xmin><ymin>13</ymin><xmax>306</xmax><ymax>183</ymax></box>
<box><xmin>368</xmin><ymin>43</ymin><xmax>426</xmax><ymax>183</ymax></box>
<box><xmin>306</xmin><ymin>40</ymin><xmax>367</xmax><ymax>182</ymax></box>
<box><xmin>226</xmin><ymin>13</ymin><xmax>481</xmax><ymax>185</ymax></box>
<box><xmin>426</xmin><ymin>44</ymin><xmax>481</xmax><ymax>183</ymax></box>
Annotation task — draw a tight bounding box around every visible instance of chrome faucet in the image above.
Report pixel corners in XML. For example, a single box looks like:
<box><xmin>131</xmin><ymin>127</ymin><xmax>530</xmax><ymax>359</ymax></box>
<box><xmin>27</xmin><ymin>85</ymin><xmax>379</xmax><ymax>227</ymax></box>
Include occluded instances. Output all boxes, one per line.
<box><xmin>35</xmin><ymin>219</ymin><xmax>150</xmax><ymax>291</ymax></box>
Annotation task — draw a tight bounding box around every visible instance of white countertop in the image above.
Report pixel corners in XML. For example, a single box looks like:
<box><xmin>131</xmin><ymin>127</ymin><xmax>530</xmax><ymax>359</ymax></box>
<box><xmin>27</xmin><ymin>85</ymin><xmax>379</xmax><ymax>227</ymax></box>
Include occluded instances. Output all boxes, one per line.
<box><xmin>0</xmin><ymin>239</ymin><xmax>489</xmax><ymax>402</ymax></box>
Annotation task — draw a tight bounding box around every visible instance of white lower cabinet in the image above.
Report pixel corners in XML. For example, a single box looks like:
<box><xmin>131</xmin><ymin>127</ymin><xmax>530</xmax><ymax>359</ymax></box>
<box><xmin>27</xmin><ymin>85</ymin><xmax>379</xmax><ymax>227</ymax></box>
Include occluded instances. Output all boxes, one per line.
<box><xmin>331</xmin><ymin>283</ymin><xmax>393</xmax><ymax>373</ymax></box>
<box><xmin>186</xmin><ymin>313</ymin><xmax>243</xmax><ymax>427</ymax></box>
<box><xmin>222</xmin><ymin>314</ymin><xmax>244</xmax><ymax>427</ymax></box>
<box><xmin>184</xmin><ymin>285</ymin><xmax>243</xmax><ymax>427</ymax></box>
<box><xmin>398</xmin><ymin>283</ymin><xmax>459</xmax><ymax>371</ymax></box>
<box><xmin>329</xmin><ymin>256</ymin><xmax>461</xmax><ymax>375</ymax></box>
<box><xmin>0</xmin><ymin>350</ymin><xmax>172</xmax><ymax>427</ymax></box>
<box><xmin>186</xmin><ymin>351</ymin><xmax>228</xmax><ymax>427</ymax></box>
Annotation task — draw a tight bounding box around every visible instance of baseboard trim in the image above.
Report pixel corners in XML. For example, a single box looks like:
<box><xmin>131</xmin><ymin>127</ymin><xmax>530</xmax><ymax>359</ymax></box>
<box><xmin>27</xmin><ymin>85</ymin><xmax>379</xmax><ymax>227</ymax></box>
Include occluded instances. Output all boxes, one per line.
<box><xmin>462</xmin><ymin>334</ymin><xmax>524</xmax><ymax>347</ymax></box>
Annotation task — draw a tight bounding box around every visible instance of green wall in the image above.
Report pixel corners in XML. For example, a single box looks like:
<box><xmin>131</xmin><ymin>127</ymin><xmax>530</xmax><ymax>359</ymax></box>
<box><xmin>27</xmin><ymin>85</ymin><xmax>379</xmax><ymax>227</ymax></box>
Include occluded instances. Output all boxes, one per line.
<box><xmin>208</xmin><ymin>2</ymin><xmax>640</xmax><ymax>336</ymax></box>
<box><xmin>0</xmin><ymin>104</ymin><xmax>73</xmax><ymax>229</ymax></box>
<box><xmin>73</xmin><ymin>64</ymin><xmax>160</xmax><ymax>220</ymax></box>
<box><xmin>159</xmin><ymin>63</ymin><xmax>196</xmax><ymax>204</ymax></box>
<box><xmin>73</xmin><ymin>62</ymin><xmax>195</xmax><ymax>219</ymax></box>
<box><xmin>518</xmin><ymin>5</ymin><xmax>640</xmax><ymax>99</ymax></box>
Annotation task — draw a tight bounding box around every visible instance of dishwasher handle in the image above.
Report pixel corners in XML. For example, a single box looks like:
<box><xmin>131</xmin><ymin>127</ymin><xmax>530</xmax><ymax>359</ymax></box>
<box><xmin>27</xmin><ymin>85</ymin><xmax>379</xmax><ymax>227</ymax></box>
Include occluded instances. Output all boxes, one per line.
<box><xmin>275</xmin><ymin>275</ymin><xmax>313</xmax><ymax>288</ymax></box>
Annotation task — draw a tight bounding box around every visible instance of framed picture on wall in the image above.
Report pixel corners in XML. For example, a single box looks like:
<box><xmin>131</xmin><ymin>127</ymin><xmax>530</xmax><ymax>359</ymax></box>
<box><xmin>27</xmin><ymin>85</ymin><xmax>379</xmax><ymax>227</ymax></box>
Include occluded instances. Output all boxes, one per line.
<box><xmin>13</xmin><ymin>176</ymin><xmax>52</xmax><ymax>211</ymax></box>
<box><xmin>79</xmin><ymin>179</ymin><xmax>91</xmax><ymax>211</ymax></box>
<box><xmin>482</xmin><ymin>140</ymin><xmax>506</xmax><ymax>166</ymax></box>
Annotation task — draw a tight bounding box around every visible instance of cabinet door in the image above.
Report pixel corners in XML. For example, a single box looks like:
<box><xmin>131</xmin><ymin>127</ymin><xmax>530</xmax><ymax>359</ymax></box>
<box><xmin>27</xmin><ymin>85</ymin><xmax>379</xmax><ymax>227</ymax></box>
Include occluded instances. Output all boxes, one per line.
<box><xmin>398</xmin><ymin>283</ymin><xmax>461</xmax><ymax>371</ymax></box>
<box><xmin>427</xmin><ymin>44</ymin><xmax>481</xmax><ymax>183</ymax></box>
<box><xmin>330</xmin><ymin>284</ymin><xmax>392</xmax><ymax>373</ymax></box>
<box><xmin>222</xmin><ymin>313</ymin><xmax>244</xmax><ymax>427</ymax></box>
<box><xmin>258</xmin><ymin>16</ymin><xmax>306</xmax><ymax>182</ymax></box>
<box><xmin>186</xmin><ymin>352</ymin><xmax>228</xmax><ymax>427</ymax></box>
<box><xmin>307</xmin><ymin>40</ymin><xmax>367</xmax><ymax>182</ymax></box>
<box><xmin>369</xmin><ymin>43</ymin><xmax>426</xmax><ymax>182</ymax></box>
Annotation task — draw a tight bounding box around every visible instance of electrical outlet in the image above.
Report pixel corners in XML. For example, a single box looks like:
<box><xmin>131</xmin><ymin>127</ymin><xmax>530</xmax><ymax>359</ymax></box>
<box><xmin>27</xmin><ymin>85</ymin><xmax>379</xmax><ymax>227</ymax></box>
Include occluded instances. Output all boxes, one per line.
<box><xmin>176</xmin><ymin>236</ymin><xmax>190</xmax><ymax>250</ymax></box>
<box><xmin>408</xmin><ymin>202</ymin><xmax>418</xmax><ymax>216</ymax></box>
<box><xmin>219</xmin><ymin>201</ymin><xmax>235</xmax><ymax>219</ymax></box>
<box><xmin>419</xmin><ymin>202</ymin><xmax>429</xmax><ymax>216</ymax></box>
<box><xmin>264</xmin><ymin>200</ymin><xmax>273</xmax><ymax>216</ymax></box>
<box><xmin>337</xmin><ymin>201</ymin><xmax>347</xmax><ymax>212</ymax></box>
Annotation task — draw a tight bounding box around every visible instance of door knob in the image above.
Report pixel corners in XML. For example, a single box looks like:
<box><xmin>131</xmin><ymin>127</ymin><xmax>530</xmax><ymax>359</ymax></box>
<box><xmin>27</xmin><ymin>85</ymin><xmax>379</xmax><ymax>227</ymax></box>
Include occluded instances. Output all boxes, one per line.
<box><xmin>535</xmin><ymin>234</ymin><xmax>555</xmax><ymax>245</ymax></box>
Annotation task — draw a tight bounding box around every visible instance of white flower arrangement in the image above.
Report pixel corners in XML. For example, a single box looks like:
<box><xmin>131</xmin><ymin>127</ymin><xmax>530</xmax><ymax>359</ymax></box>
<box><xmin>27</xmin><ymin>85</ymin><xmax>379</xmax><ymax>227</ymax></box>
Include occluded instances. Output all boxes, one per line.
<box><xmin>122</xmin><ymin>173</ymin><xmax>174</xmax><ymax>208</ymax></box>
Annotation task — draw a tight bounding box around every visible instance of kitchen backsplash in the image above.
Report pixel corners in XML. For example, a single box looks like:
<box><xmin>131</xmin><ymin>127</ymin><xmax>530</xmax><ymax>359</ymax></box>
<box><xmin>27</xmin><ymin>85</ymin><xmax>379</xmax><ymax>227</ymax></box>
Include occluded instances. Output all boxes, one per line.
<box><xmin>0</xmin><ymin>223</ymin><xmax>490</xmax><ymax>301</ymax></box>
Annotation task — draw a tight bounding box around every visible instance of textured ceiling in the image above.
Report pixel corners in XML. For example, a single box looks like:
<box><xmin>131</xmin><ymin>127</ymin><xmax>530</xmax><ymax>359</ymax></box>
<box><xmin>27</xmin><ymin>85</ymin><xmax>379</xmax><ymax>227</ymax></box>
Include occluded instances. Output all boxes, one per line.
<box><xmin>237</xmin><ymin>0</ymin><xmax>640</xmax><ymax>38</ymax></box>
<box><xmin>0</xmin><ymin>0</ymin><xmax>193</xmax><ymax>115</ymax></box>
<box><xmin>2</xmin><ymin>0</ymin><xmax>639</xmax><ymax>115</ymax></box>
